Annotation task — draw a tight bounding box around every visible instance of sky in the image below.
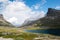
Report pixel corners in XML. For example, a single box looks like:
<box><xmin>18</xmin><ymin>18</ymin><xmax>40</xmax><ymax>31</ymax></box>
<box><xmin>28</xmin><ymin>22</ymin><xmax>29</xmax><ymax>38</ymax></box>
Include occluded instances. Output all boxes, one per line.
<box><xmin>0</xmin><ymin>0</ymin><xmax>60</xmax><ymax>26</ymax></box>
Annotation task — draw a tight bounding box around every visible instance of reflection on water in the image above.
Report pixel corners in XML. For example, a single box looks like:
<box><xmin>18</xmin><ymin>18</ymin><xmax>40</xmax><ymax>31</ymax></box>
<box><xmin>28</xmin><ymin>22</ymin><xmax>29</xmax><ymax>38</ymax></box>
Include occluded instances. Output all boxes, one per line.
<box><xmin>25</xmin><ymin>29</ymin><xmax>60</xmax><ymax>36</ymax></box>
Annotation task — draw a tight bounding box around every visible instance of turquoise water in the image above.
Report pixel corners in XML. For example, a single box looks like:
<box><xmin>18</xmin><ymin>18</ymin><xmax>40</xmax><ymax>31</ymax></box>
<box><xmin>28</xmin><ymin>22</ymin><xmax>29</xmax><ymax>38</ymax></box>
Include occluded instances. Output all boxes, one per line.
<box><xmin>25</xmin><ymin>29</ymin><xmax>60</xmax><ymax>36</ymax></box>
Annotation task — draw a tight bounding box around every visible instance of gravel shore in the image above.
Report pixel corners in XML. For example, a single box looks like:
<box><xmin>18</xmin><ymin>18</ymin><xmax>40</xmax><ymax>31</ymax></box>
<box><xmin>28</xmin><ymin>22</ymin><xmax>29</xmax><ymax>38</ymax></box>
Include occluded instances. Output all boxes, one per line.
<box><xmin>0</xmin><ymin>37</ymin><xmax>13</xmax><ymax>40</ymax></box>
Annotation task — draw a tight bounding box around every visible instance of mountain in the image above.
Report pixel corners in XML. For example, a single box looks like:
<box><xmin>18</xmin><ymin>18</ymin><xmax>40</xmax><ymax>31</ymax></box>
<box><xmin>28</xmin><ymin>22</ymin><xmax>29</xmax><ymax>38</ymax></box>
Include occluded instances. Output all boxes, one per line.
<box><xmin>21</xmin><ymin>8</ymin><xmax>60</xmax><ymax>28</ymax></box>
<box><xmin>21</xmin><ymin>17</ymin><xmax>42</xmax><ymax>28</ymax></box>
<box><xmin>0</xmin><ymin>14</ymin><xmax>14</xmax><ymax>27</ymax></box>
<box><xmin>22</xmin><ymin>19</ymin><xmax>37</xmax><ymax>26</ymax></box>
<box><xmin>40</xmin><ymin>8</ymin><xmax>60</xmax><ymax>28</ymax></box>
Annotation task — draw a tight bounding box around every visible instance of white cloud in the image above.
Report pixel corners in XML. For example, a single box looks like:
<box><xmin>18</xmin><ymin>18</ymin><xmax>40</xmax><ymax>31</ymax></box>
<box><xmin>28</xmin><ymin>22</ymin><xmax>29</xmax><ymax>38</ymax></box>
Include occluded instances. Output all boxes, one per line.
<box><xmin>3</xmin><ymin>1</ymin><xmax>31</xmax><ymax>26</ymax></box>
<box><xmin>1</xmin><ymin>0</ymin><xmax>45</xmax><ymax>26</ymax></box>
<box><xmin>29</xmin><ymin>11</ymin><xmax>45</xmax><ymax>21</ymax></box>
<box><xmin>55</xmin><ymin>6</ymin><xmax>60</xmax><ymax>9</ymax></box>
<box><xmin>34</xmin><ymin>4</ymin><xmax>40</xmax><ymax>10</ymax></box>
<box><xmin>7</xmin><ymin>17</ymin><xmax>18</xmax><ymax>23</ymax></box>
<box><xmin>7</xmin><ymin>17</ymin><xmax>21</xmax><ymax>26</ymax></box>
<box><xmin>33</xmin><ymin>0</ymin><xmax>46</xmax><ymax>10</ymax></box>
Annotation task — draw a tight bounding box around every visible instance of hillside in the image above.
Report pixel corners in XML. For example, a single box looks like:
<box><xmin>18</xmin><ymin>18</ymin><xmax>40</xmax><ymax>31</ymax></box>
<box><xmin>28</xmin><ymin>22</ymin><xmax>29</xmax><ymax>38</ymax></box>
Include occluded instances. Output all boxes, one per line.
<box><xmin>0</xmin><ymin>14</ymin><xmax>14</xmax><ymax>27</ymax></box>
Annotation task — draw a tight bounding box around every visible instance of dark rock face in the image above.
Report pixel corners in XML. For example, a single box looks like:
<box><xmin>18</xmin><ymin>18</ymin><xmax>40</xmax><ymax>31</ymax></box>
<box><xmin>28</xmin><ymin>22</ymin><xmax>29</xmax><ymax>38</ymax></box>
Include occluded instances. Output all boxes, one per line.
<box><xmin>47</xmin><ymin>8</ymin><xmax>60</xmax><ymax>16</ymax></box>
<box><xmin>0</xmin><ymin>14</ymin><xmax>14</xmax><ymax>27</ymax></box>
<box><xmin>0</xmin><ymin>14</ymin><xmax>4</xmax><ymax>19</ymax></box>
<box><xmin>40</xmin><ymin>8</ymin><xmax>60</xmax><ymax>28</ymax></box>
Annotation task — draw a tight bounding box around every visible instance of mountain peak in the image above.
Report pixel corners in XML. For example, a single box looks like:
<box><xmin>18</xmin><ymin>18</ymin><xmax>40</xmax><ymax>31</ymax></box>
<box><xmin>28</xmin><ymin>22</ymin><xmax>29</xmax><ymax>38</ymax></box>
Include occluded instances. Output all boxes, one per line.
<box><xmin>47</xmin><ymin>8</ymin><xmax>60</xmax><ymax>16</ymax></box>
<box><xmin>0</xmin><ymin>14</ymin><xmax>4</xmax><ymax>19</ymax></box>
<box><xmin>40</xmin><ymin>8</ymin><xmax>60</xmax><ymax>28</ymax></box>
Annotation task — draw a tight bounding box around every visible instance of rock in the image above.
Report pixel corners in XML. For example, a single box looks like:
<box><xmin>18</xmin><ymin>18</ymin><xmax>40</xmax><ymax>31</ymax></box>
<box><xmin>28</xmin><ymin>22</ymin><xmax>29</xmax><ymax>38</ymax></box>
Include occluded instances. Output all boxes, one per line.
<box><xmin>0</xmin><ymin>37</ymin><xmax>13</xmax><ymax>40</ymax></box>
<box><xmin>40</xmin><ymin>8</ymin><xmax>60</xmax><ymax>28</ymax></box>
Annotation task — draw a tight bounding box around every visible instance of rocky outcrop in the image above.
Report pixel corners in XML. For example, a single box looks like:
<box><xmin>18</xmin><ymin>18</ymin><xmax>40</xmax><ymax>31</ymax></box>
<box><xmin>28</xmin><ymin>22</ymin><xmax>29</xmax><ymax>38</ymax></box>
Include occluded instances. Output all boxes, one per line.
<box><xmin>40</xmin><ymin>8</ymin><xmax>60</xmax><ymax>28</ymax></box>
<box><xmin>47</xmin><ymin>8</ymin><xmax>60</xmax><ymax>16</ymax></box>
<box><xmin>0</xmin><ymin>37</ymin><xmax>13</xmax><ymax>40</ymax></box>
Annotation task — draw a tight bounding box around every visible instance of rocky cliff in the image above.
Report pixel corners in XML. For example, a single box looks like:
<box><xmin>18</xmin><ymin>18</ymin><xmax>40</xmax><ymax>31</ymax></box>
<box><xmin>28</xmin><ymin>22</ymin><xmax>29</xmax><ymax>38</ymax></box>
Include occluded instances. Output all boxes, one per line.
<box><xmin>40</xmin><ymin>8</ymin><xmax>60</xmax><ymax>28</ymax></box>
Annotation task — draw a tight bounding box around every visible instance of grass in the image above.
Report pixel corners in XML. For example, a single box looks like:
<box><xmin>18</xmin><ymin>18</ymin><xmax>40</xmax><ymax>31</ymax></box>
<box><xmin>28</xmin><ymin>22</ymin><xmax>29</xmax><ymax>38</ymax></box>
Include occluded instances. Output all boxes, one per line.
<box><xmin>0</xmin><ymin>26</ymin><xmax>60</xmax><ymax>40</ymax></box>
<box><xmin>22</xmin><ymin>27</ymin><xmax>47</xmax><ymax>30</ymax></box>
<box><xmin>23</xmin><ymin>26</ymin><xmax>60</xmax><ymax>30</ymax></box>
<box><xmin>0</xmin><ymin>27</ymin><xmax>38</xmax><ymax>40</ymax></box>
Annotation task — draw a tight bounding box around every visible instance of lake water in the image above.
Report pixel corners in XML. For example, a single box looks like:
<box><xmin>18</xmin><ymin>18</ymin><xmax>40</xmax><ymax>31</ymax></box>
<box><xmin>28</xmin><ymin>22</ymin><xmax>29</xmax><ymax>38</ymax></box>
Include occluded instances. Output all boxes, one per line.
<box><xmin>25</xmin><ymin>29</ymin><xmax>60</xmax><ymax>36</ymax></box>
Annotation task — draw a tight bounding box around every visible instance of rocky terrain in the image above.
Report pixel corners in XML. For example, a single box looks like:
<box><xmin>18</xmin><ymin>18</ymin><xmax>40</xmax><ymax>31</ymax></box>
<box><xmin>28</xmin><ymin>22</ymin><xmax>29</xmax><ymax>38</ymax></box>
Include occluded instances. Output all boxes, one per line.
<box><xmin>0</xmin><ymin>37</ymin><xmax>13</xmax><ymax>40</ymax></box>
<box><xmin>40</xmin><ymin>8</ymin><xmax>60</xmax><ymax>28</ymax></box>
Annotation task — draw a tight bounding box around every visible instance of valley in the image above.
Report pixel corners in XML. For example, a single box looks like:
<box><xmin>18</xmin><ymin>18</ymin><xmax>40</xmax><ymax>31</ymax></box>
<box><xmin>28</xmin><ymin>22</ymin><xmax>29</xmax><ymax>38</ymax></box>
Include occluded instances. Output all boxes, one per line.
<box><xmin>0</xmin><ymin>8</ymin><xmax>60</xmax><ymax>40</ymax></box>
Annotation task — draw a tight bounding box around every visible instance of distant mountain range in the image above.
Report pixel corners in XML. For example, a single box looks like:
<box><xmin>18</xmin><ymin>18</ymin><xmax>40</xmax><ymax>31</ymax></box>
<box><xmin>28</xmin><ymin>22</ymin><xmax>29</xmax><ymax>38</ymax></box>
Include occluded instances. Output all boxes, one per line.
<box><xmin>0</xmin><ymin>8</ymin><xmax>60</xmax><ymax>28</ymax></box>
<box><xmin>0</xmin><ymin>14</ymin><xmax>14</xmax><ymax>27</ymax></box>
<box><xmin>22</xmin><ymin>8</ymin><xmax>60</xmax><ymax>28</ymax></box>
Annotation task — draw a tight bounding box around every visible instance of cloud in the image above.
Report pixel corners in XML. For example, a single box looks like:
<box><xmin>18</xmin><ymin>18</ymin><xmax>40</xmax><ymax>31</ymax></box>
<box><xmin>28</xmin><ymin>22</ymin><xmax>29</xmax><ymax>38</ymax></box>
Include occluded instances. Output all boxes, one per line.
<box><xmin>1</xmin><ymin>0</ymin><xmax>45</xmax><ymax>26</ymax></box>
<box><xmin>33</xmin><ymin>0</ymin><xmax>46</xmax><ymax>10</ymax></box>
<box><xmin>55</xmin><ymin>6</ymin><xmax>60</xmax><ymax>9</ymax></box>
<box><xmin>7</xmin><ymin>17</ymin><xmax>21</xmax><ymax>26</ymax></box>
<box><xmin>29</xmin><ymin>11</ymin><xmax>45</xmax><ymax>21</ymax></box>
<box><xmin>3</xmin><ymin>1</ymin><xmax>31</xmax><ymax>26</ymax></box>
<box><xmin>42</xmin><ymin>0</ymin><xmax>46</xmax><ymax>5</ymax></box>
<box><xmin>34</xmin><ymin>4</ymin><xmax>40</xmax><ymax>10</ymax></box>
<box><xmin>0</xmin><ymin>0</ymin><xmax>7</xmax><ymax>10</ymax></box>
<box><xmin>7</xmin><ymin>17</ymin><xmax>17</xmax><ymax>23</ymax></box>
